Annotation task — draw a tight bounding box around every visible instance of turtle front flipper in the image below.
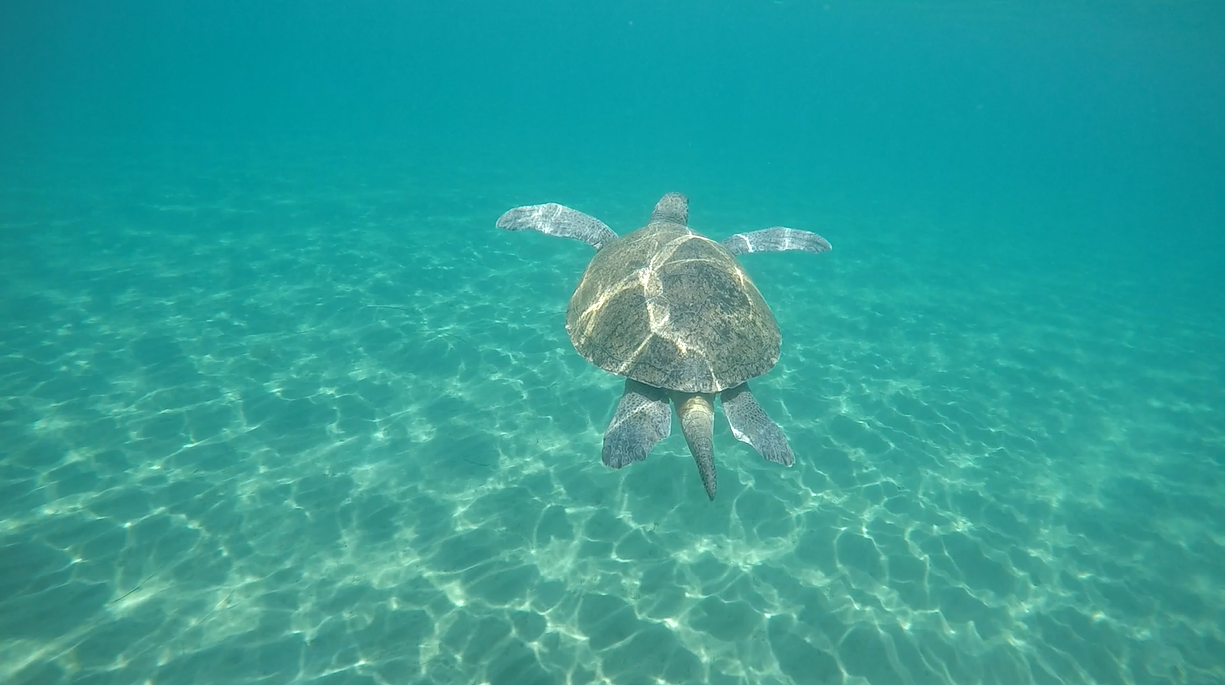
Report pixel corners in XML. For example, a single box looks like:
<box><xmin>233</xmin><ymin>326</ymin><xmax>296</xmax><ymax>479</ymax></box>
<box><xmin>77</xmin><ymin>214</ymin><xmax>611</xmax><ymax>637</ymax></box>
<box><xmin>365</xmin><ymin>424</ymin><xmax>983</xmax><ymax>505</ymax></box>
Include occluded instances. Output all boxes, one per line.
<box><xmin>603</xmin><ymin>379</ymin><xmax>672</xmax><ymax>469</ymax></box>
<box><xmin>672</xmin><ymin>391</ymin><xmax>719</xmax><ymax>500</ymax></box>
<box><xmin>721</xmin><ymin>383</ymin><xmax>795</xmax><ymax>466</ymax></box>
<box><xmin>496</xmin><ymin>203</ymin><xmax>619</xmax><ymax>250</ymax></box>
<box><xmin>721</xmin><ymin>227</ymin><xmax>831</xmax><ymax>256</ymax></box>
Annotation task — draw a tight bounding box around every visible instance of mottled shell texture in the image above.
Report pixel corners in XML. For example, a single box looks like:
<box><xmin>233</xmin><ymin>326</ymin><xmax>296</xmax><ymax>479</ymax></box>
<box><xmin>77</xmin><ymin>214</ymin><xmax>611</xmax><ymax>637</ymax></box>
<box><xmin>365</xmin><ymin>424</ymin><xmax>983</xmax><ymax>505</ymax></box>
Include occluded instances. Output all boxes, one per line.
<box><xmin>565</xmin><ymin>221</ymin><xmax>781</xmax><ymax>394</ymax></box>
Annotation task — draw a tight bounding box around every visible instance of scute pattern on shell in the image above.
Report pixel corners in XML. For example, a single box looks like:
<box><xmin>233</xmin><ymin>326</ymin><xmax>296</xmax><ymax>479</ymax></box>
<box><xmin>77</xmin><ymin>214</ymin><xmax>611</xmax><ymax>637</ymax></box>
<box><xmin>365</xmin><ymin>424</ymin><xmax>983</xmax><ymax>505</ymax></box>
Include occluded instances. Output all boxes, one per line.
<box><xmin>565</xmin><ymin>221</ymin><xmax>781</xmax><ymax>394</ymax></box>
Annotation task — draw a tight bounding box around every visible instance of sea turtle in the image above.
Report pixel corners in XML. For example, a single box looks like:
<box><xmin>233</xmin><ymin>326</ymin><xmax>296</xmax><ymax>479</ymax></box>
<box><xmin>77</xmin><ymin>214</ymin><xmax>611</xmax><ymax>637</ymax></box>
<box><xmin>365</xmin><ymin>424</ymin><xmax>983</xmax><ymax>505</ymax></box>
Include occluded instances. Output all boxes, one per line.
<box><xmin>496</xmin><ymin>193</ymin><xmax>831</xmax><ymax>500</ymax></box>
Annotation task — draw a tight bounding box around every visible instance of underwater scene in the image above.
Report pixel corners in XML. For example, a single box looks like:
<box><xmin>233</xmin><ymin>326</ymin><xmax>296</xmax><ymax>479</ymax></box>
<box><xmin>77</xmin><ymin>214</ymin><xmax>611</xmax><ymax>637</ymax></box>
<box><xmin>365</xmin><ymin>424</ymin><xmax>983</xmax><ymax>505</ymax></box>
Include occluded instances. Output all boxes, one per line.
<box><xmin>1</xmin><ymin>1</ymin><xmax>1222</xmax><ymax>684</ymax></box>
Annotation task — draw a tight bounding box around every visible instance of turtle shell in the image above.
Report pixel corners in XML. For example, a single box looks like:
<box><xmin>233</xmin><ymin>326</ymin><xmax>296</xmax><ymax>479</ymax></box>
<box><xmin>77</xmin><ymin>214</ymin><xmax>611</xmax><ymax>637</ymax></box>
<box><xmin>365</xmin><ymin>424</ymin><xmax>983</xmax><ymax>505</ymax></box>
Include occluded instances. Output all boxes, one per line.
<box><xmin>565</xmin><ymin>221</ymin><xmax>781</xmax><ymax>394</ymax></box>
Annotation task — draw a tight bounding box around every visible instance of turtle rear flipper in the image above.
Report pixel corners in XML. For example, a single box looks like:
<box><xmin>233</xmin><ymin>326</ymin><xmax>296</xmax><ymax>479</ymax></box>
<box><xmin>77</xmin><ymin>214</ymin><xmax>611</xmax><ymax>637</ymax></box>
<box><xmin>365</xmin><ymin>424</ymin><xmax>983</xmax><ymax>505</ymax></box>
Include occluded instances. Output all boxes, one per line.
<box><xmin>721</xmin><ymin>383</ymin><xmax>794</xmax><ymax>466</ymax></box>
<box><xmin>602</xmin><ymin>380</ymin><xmax>671</xmax><ymax>469</ymax></box>
<box><xmin>722</xmin><ymin>227</ymin><xmax>831</xmax><ymax>256</ymax></box>
<box><xmin>496</xmin><ymin>203</ymin><xmax>618</xmax><ymax>250</ymax></box>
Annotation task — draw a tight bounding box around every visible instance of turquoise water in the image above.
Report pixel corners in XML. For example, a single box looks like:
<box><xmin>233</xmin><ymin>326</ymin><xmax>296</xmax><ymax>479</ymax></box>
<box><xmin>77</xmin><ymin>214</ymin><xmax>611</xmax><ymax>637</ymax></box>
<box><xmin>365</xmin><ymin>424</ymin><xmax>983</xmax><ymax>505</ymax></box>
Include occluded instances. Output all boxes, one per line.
<box><xmin>2</xmin><ymin>2</ymin><xmax>1223</xmax><ymax>684</ymax></box>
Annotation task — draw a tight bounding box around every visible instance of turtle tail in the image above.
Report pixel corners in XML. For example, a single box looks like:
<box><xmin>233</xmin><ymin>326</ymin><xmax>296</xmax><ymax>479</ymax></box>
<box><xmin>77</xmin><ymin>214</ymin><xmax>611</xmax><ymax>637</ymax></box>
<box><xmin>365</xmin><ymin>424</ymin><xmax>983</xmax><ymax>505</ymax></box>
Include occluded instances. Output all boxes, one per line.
<box><xmin>672</xmin><ymin>392</ymin><xmax>717</xmax><ymax>500</ymax></box>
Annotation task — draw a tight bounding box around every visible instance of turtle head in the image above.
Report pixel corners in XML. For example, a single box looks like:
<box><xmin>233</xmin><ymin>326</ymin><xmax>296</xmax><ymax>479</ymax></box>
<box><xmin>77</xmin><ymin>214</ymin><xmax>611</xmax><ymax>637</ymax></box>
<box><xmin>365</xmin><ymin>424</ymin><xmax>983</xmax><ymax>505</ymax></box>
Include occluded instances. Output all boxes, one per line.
<box><xmin>650</xmin><ymin>193</ymin><xmax>689</xmax><ymax>226</ymax></box>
